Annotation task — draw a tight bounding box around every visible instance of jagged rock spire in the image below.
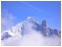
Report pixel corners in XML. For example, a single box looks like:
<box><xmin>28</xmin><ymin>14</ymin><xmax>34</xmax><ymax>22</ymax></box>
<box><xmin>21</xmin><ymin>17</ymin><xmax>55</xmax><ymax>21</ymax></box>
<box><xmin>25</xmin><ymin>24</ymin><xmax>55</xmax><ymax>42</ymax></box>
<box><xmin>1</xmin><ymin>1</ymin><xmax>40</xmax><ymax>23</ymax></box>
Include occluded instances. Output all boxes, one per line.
<box><xmin>41</xmin><ymin>20</ymin><xmax>47</xmax><ymax>28</ymax></box>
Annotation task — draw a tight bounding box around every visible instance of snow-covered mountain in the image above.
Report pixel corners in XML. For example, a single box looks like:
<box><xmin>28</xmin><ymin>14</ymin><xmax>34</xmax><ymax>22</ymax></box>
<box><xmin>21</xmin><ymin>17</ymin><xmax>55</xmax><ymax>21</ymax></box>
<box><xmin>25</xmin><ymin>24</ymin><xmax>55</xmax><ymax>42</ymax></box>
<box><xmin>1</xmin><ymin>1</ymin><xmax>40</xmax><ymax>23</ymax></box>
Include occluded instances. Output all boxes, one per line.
<box><xmin>1</xmin><ymin>17</ymin><xmax>61</xmax><ymax>46</ymax></box>
<box><xmin>1</xmin><ymin>17</ymin><xmax>61</xmax><ymax>40</ymax></box>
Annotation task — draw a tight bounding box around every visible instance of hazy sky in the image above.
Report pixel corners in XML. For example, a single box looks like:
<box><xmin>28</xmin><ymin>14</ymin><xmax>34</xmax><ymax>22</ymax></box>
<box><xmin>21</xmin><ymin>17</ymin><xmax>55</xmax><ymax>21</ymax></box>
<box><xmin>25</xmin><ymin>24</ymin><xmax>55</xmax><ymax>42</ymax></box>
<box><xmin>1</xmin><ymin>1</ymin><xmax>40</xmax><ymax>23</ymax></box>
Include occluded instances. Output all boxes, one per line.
<box><xmin>1</xmin><ymin>1</ymin><xmax>61</xmax><ymax>30</ymax></box>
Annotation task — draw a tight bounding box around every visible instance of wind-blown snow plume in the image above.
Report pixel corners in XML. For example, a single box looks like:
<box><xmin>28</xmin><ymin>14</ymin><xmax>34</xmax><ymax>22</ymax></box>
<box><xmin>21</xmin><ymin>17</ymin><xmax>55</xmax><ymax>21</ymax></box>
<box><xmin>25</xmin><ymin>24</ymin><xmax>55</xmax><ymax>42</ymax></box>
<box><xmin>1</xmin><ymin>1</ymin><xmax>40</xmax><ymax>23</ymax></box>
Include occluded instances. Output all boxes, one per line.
<box><xmin>1</xmin><ymin>18</ymin><xmax>61</xmax><ymax>46</ymax></box>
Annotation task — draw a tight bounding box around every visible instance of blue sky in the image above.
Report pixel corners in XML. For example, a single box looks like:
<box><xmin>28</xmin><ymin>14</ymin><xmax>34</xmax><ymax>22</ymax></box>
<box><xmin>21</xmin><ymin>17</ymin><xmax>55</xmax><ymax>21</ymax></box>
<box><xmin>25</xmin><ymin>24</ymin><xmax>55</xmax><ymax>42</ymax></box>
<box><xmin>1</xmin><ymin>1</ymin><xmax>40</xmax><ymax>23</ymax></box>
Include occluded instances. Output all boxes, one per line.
<box><xmin>1</xmin><ymin>1</ymin><xmax>61</xmax><ymax>30</ymax></box>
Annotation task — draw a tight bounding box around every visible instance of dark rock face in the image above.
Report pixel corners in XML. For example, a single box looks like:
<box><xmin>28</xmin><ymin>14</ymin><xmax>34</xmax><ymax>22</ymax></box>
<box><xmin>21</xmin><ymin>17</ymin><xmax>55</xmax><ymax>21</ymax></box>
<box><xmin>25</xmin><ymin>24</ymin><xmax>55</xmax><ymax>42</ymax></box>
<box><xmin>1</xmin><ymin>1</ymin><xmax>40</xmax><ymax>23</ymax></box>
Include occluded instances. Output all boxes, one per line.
<box><xmin>41</xmin><ymin>20</ymin><xmax>46</xmax><ymax>28</ymax></box>
<box><xmin>1</xmin><ymin>32</ymin><xmax>12</xmax><ymax>40</ymax></box>
<box><xmin>54</xmin><ymin>29</ymin><xmax>58</xmax><ymax>35</ymax></box>
<box><xmin>34</xmin><ymin>20</ymin><xmax>61</xmax><ymax>37</ymax></box>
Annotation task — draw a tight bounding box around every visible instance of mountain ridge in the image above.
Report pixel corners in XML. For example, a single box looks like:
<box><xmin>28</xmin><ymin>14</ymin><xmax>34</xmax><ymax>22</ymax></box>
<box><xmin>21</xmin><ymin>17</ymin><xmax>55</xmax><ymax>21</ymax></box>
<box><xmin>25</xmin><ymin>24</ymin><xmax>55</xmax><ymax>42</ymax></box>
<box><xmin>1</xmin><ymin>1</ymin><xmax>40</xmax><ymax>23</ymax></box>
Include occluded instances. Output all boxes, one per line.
<box><xmin>1</xmin><ymin>17</ymin><xmax>61</xmax><ymax>40</ymax></box>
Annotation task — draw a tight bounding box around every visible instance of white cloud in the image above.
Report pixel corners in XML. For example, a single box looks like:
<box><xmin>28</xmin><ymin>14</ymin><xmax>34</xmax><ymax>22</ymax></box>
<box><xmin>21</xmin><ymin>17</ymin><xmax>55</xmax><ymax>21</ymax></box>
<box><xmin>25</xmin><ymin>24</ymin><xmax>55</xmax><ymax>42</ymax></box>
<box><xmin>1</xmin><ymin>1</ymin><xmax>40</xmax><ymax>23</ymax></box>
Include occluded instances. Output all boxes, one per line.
<box><xmin>1</xmin><ymin>21</ymin><xmax>61</xmax><ymax>46</ymax></box>
<box><xmin>1</xmin><ymin>9</ymin><xmax>16</xmax><ymax>31</ymax></box>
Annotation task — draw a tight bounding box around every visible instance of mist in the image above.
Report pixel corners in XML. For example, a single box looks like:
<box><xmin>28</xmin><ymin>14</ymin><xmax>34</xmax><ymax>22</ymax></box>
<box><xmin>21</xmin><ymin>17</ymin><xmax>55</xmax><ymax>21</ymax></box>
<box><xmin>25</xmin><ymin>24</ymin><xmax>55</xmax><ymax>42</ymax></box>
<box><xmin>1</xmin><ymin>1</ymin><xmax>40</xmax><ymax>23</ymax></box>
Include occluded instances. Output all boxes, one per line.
<box><xmin>1</xmin><ymin>9</ymin><xmax>16</xmax><ymax>31</ymax></box>
<box><xmin>1</xmin><ymin>20</ymin><xmax>61</xmax><ymax>46</ymax></box>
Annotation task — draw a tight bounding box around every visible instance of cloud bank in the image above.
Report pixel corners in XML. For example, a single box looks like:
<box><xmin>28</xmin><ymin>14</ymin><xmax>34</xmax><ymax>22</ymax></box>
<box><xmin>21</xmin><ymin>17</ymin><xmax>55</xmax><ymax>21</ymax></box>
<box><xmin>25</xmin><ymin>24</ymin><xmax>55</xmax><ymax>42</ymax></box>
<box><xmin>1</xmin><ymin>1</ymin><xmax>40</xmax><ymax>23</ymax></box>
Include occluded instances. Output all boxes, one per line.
<box><xmin>1</xmin><ymin>21</ymin><xmax>61</xmax><ymax>46</ymax></box>
<box><xmin>1</xmin><ymin>9</ymin><xmax>16</xmax><ymax>31</ymax></box>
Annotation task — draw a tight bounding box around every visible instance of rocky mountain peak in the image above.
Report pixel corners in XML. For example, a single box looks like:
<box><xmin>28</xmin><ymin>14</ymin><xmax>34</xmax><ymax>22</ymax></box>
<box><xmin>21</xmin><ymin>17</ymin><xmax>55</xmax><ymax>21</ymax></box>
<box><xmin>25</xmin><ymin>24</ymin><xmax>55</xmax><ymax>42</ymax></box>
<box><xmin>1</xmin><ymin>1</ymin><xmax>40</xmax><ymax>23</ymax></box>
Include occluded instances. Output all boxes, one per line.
<box><xmin>41</xmin><ymin>20</ymin><xmax>47</xmax><ymax>28</ymax></box>
<box><xmin>26</xmin><ymin>17</ymin><xmax>38</xmax><ymax>24</ymax></box>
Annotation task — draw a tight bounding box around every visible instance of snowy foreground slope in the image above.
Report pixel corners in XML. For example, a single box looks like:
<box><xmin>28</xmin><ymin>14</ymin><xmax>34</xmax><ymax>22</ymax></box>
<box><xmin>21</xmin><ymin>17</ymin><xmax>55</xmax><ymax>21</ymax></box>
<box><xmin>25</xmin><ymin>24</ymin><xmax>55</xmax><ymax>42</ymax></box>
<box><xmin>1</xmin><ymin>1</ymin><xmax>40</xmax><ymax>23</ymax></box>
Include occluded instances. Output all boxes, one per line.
<box><xmin>1</xmin><ymin>17</ymin><xmax>61</xmax><ymax>46</ymax></box>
